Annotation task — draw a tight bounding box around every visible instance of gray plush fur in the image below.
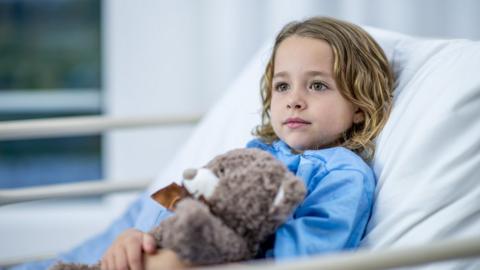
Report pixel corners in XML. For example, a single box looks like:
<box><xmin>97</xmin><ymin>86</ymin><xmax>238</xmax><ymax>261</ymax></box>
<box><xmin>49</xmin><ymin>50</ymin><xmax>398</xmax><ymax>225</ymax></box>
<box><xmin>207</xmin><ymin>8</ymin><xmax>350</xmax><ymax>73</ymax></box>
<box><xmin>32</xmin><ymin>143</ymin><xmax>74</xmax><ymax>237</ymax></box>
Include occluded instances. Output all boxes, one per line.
<box><xmin>51</xmin><ymin>148</ymin><xmax>306</xmax><ymax>269</ymax></box>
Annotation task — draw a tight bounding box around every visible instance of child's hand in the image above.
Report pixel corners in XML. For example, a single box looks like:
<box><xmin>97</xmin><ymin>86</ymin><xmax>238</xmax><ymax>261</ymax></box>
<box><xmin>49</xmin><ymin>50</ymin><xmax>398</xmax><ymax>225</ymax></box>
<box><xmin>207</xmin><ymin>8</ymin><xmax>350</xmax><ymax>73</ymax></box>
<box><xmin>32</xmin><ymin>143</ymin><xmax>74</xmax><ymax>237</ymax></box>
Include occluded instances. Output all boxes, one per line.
<box><xmin>144</xmin><ymin>249</ymin><xmax>188</xmax><ymax>270</ymax></box>
<box><xmin>101</xmin><ymin>228</ymin><xmax>157</xmax><ymax>270</ymax></box>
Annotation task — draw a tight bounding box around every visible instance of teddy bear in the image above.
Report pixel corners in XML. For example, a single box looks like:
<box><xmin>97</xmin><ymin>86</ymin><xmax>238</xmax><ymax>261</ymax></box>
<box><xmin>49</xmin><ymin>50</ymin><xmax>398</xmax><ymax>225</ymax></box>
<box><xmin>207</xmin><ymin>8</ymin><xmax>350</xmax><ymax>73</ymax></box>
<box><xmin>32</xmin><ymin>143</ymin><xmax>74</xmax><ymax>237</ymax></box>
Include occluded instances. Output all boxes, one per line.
<box><xmin>51</xmin><ymin>148</ymin><xmax>306</xmax><ymax>269</ymax></box>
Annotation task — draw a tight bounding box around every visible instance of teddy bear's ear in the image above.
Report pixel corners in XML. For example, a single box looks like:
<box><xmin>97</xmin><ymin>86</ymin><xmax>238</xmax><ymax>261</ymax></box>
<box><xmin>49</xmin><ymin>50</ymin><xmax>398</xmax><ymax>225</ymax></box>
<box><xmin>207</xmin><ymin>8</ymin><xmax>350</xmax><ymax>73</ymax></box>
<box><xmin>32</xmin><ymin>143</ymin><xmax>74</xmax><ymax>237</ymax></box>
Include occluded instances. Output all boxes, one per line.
<box><xmin>269</xmin><ymin>176</ymin><xmax>306</xmax><ymax>223</ymax></box>
<box><xmin>151</xmin><ymin>183</ymin><xmax>188</xmax><ymax>211</ymax></box>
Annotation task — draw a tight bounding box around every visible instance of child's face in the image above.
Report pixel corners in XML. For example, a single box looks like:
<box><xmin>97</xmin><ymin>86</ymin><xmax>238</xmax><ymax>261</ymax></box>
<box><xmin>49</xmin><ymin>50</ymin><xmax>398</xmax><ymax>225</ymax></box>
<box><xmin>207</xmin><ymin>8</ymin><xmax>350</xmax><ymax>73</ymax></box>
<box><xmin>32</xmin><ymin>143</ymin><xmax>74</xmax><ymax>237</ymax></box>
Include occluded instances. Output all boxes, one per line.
<box><xmin>270</xmin><ymin>36</ymin><xmax>363</xmax><ymax>151</ymax></box>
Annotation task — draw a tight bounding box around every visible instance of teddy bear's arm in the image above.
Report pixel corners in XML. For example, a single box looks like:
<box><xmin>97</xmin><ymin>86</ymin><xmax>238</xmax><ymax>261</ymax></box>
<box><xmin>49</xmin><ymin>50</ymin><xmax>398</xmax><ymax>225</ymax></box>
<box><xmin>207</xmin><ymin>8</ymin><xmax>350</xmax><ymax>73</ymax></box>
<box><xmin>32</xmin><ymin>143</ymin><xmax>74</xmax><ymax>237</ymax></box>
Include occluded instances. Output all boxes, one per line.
<box><xmin>155</xmin><ymin>198</ymin><xmax>251</xmax><ymax>266</ymax></box>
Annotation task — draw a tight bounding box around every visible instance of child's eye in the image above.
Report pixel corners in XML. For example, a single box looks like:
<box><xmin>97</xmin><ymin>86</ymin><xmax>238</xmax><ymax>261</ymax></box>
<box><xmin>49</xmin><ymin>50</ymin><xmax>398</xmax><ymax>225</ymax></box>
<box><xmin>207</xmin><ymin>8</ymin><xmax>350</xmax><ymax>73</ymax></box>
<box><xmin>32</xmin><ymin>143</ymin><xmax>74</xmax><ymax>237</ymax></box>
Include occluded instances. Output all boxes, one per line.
<box><xmin>310</xmin><ymin>81</ymin><xmax>327</xmax><ymax>91</ymax></box>
<box><xmin>274</xmin><ymin>82</ymin><xmax>289</xmax><ymax>92</ymax></box>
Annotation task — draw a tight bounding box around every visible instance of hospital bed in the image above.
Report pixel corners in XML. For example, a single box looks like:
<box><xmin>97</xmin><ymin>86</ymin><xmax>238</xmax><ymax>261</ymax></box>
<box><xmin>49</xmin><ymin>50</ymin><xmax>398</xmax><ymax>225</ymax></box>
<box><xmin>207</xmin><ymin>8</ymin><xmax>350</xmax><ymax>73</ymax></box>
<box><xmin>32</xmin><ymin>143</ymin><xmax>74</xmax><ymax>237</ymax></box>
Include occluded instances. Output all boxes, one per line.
<box><xmin>1</xmin><ymin>26</ymin><xmax>479</xmax><ymax>269</ymax></box>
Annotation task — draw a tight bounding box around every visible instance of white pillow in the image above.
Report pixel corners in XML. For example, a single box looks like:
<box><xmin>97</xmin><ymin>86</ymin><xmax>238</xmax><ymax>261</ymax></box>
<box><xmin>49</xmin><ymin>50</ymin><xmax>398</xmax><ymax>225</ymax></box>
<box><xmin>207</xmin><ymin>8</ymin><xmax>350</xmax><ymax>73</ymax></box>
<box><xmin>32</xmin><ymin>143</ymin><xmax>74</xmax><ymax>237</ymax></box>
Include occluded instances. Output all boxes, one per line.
<box><xmin>361</xmin><ymin>28</ymin><xmax>480</xmax><ymax>269</ymax></box>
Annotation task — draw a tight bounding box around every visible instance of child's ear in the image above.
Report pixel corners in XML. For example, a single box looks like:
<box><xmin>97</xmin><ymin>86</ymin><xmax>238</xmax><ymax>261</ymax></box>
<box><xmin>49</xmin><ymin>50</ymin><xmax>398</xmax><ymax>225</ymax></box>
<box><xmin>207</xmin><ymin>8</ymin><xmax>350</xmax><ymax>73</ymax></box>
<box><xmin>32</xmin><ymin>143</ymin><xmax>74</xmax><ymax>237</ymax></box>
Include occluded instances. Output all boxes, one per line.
<box><xmin>353</xmin><ymin>108</ymin><xmax>365</xmax><ymax>124</ymax></box>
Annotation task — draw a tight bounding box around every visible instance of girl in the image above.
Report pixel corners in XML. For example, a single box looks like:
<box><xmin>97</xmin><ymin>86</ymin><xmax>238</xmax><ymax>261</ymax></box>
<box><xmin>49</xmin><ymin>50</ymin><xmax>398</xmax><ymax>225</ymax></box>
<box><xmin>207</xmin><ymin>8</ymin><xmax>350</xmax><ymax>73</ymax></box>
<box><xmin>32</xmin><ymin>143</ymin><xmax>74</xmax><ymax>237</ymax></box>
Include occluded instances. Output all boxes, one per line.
<box><xmin>245</xmin><ymin>16</ymin><xmax>393</xmax><ymax>258</ymax></box>
<box><xmin>109</xmin><ymin>16</ymin><xmax>394</xmax><ymax>269</ymax></box>
<box><xmin>19</xmin><ymin>16</ymin><xmax>392</xmax><ymax>270</ymax></box>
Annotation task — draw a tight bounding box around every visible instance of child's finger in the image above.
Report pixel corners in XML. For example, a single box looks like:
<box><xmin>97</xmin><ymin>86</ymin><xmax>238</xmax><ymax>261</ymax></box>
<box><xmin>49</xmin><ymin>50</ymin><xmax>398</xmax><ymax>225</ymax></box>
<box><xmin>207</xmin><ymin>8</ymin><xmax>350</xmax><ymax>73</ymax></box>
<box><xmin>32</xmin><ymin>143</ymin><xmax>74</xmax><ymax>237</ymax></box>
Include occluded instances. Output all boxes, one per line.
<box><xmin>101</xmin><ymin>251</ymin><xmax>114</xmax><ymax>270</ymax></box>
<box><xmin>142</xmin><ymin>233</ymin><xmax>157</xmax><ymax>253</ymax></box>
<box><xmin>113</xmin><ymin>248</ymin><xmax>128</xmax><ymax>270</ymax></box>
<box><xmin>104</xmin><ymin>253</ymin><xmax>115</xmax><ymax>270</ymax></box>
<box><xmin>125</xmin><ymin>243</ymin><xmax>143</xmax><ymax>270</ymax></box>
<box><xmin>100</xmin><ymin>257</ymin><xmax>108</xmax><ymax>270</ymax></box>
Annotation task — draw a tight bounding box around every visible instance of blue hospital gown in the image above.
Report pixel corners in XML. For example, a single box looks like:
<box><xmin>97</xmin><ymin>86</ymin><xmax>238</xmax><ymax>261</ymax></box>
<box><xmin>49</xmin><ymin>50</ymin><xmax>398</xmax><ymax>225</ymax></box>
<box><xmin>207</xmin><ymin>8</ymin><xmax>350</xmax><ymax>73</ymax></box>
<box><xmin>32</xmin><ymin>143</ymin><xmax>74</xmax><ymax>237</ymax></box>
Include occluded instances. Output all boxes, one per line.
<box><xmin>246</xmin><ymin>139</ymin><xmax>375</xmax><ymax>259</ymax></box>
<box><xmin>12</xmin><ymin>139</ymin><xmax>375</xmax><ymax>269</ymax></box>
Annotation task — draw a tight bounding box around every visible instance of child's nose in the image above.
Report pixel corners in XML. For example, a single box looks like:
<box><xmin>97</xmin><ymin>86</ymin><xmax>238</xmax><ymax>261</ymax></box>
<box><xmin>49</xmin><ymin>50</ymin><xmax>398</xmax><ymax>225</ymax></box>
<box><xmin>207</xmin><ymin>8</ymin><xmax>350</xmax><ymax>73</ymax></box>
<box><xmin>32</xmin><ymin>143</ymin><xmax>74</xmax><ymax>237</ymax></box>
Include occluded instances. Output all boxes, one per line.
<box><xmin>286</xmin><ymin>91</ymin><xmax>307</xmax><ymax>110</ymax></box>
<box><xmin>287</xmin><ymin>102</ymin><xmax>305</xmax><ymax>109</ymax></box>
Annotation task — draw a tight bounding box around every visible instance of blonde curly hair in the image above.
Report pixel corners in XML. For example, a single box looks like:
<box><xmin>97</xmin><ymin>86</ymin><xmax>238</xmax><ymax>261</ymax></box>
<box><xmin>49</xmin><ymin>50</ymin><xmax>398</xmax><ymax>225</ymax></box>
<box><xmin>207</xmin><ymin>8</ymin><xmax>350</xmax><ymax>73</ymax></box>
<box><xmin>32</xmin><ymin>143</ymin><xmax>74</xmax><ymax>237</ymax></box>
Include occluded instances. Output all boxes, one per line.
<box><xmin>253</xmin><ymin>17</ymin><xmax>394</xmax><ymax>160</ymax></box>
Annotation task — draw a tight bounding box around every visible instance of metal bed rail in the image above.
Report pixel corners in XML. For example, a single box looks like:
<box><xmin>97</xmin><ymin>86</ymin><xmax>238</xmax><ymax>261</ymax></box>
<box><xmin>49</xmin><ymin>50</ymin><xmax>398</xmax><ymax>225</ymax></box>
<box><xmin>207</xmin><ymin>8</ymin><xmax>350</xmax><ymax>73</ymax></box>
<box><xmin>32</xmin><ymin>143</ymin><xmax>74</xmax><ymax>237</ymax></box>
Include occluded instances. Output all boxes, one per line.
<box><xmin>0</xmin><ymin>178</ymin><xmax>151</xmax><ymax>206</ymax></box>
<box><xmin>1</xmin><ymin>236</ymin><xmax>479</xmax><ymax>269</ymax></box>
<box><xmin>0</xmin><ymin>114</ymin><xmax>202</xmax><ymax>140</ymax></box>
<box><xmin>201</xmin><ymin>236</ymin><xmax>480</xmax><ymax>270</ymax></box>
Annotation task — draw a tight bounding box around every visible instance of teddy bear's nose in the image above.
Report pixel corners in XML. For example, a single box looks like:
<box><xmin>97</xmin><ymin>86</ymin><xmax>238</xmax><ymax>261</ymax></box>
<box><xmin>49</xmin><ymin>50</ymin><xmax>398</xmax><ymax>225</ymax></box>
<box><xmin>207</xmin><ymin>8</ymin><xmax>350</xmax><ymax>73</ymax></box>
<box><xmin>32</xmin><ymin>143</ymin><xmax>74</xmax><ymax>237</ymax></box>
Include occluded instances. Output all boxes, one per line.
<box><xmin>183</xmin><ymin>168</ymin><xmax>197</xmax><ymax>180</ymax></box>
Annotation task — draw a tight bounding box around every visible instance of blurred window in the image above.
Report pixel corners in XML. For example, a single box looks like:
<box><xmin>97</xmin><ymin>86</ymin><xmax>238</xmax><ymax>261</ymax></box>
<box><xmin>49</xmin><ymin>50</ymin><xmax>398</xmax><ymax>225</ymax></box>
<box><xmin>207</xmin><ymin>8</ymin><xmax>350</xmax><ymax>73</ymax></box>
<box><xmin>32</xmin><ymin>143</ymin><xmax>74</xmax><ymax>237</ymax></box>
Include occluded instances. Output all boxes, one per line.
<box><xmin>0</xmin><ymin>0</ymin><xmax>102</xmax><ymax>188</ymax></box>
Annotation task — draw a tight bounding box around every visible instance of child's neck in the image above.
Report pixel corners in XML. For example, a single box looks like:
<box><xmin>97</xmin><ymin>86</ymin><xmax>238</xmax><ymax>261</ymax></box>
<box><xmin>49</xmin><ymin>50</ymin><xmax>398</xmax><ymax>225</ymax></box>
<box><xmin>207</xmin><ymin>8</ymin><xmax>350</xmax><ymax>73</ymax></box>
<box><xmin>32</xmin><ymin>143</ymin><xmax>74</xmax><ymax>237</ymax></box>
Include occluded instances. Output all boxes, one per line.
<box><xmin>289</xmin><ymin>140</ymin><xmax>342</xmax><ymax>154</ymax></box>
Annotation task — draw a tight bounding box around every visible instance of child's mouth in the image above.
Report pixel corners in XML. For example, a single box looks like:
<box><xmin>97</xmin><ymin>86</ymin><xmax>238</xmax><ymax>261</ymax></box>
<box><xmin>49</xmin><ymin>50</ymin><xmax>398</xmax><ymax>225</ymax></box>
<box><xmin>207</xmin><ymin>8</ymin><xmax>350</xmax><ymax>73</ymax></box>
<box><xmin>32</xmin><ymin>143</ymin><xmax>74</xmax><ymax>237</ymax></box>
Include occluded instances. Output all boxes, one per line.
<box><xmin>283</xmin><ymin>118</ymin><xmax>311</xmax><ymax>128</ymax></box>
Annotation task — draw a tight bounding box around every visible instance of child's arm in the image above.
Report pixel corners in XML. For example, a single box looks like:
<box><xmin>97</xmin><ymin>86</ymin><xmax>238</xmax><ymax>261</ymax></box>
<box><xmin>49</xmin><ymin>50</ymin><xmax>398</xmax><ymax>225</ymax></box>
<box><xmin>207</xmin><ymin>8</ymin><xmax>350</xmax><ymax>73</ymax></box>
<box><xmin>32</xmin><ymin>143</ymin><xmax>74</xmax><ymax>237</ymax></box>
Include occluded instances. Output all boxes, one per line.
<box><xmin>271</xmin><ymin>168</ymin><xmax>374</xmax><ymax>258</ymax></box>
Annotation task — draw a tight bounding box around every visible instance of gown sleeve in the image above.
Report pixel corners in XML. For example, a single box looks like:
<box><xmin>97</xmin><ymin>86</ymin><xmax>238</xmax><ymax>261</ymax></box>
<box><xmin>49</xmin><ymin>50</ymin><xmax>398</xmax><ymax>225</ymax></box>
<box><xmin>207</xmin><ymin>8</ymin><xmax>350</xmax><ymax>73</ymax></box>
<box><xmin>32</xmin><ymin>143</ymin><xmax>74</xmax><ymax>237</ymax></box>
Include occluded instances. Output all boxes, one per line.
<box><xmin>272</xmin><ymin>168</ymin><xmax>374</xmax><ymax>259</ymax></box>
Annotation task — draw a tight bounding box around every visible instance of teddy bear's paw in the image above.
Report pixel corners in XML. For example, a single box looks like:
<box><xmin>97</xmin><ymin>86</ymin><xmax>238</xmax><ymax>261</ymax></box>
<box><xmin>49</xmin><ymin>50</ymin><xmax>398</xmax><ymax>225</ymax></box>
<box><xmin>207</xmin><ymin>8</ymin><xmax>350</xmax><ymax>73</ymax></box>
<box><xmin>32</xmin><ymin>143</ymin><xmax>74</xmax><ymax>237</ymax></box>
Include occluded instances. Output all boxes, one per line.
<box><xmin>158</xmin><ymin>198</ymin><xmax>251</xmax><ymax>265</ymax></box>
<box><xmin>269</xmin><ymin>177</ymin><xmax>306</xmax><ymax>219</ymax></box>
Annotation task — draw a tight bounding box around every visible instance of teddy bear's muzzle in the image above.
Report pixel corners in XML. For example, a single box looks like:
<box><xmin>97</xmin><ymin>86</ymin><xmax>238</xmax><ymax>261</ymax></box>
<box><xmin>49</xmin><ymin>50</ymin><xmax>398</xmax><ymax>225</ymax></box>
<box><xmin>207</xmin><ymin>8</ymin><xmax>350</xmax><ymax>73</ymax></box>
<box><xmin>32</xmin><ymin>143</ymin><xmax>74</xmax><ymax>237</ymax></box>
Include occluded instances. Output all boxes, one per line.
<box><xmin>151</xmin><ymin>168</ymin><xmax>220</xmax><ymax>211</ymax></box>
<box><xmin>182</xmin><ymin>168</ymin><xmax>219</xmax><ymax>200</ymax></box>
<box><xmin>183</xmin><ymin>168</ymin><xmax>197</xmax><ymax>180</ymax></box>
